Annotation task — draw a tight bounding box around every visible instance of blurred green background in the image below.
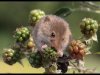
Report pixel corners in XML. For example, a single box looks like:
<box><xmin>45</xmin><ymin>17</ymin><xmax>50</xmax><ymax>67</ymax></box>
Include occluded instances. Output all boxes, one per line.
<box><xmin>0</xmin><ymin>1</ymin><xmax>100</xmax><ymax>73</ymax></box>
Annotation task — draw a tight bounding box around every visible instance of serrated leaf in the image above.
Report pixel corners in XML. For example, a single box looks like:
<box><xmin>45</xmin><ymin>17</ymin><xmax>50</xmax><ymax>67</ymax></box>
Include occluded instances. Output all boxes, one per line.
<box><xmin>92</xmin><ymin>33</ymin><xmax>98</xmax><ymax>42</ymax></box>
<box><xmin>54</xmin><ymin>7</ymin><xmax>72</xmax><ymax>17</ymax></box>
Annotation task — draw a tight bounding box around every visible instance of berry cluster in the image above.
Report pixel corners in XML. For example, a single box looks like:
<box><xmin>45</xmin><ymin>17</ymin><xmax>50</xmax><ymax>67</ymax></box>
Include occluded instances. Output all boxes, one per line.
<box><xmin>3</xmin><ymin>49</ymin><xmax>15</xmax><ymax>65</ymax></box>
<box><xmin>28</xmin><ymin>51</ymin><xmax>42</xmax><ymax>68</ymax></box>
<box><xmin>28</xmin><ymin>47</ymin><xmax>58</xmax><ymax>68</ymax></box>
<box><xmin>13</xmin><ymin>26</ymin><xmax>36</xmax><ymax>54</ymax></box>
<box><xmin>29</xmin><ymin>9</ymin><xmax>45</xmax><ymax>26</ymax></box>
<box><xmin>14</xmin><ymin>27</ymin><xmax>30</xmax><ymax>42</ymax></box>
<box><xmin>2</xmin><ymin>8</ymin><xmax>100</xmax><ymax>73</ymax></box>
<box><xmin>42</xmin><ymin>47</ymin><xmax>58</xmax><ymax>67</ymax></box>
<box><xmin>68</xmin><ymin>40</ymin><xmax>86</xmax><ymax>60</ymax></box>
<box><xmin>3</xmin><ymin>48</ymin><xmax>24</xmax><ymax>65</ymax></box>
<box><xmin>80</xmin><ymin>18</ymin><xmax>98</xmax><ymax>38</ymax></box>
<box><xmin>3</xmin><ymin>26</ymin><xmax>35</xmax><ymax>65</ymax></box>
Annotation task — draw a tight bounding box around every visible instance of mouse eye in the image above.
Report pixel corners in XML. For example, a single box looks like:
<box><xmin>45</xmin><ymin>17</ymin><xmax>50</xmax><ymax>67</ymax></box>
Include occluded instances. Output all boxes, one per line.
<box><xmin>51</xmin><ymin>32</ymin><xmax>55</xmax><ymax>38</ymax></box>
<box><xmin>62</xmin><ymin>37</ymin><xmax>65</xmax><ymax>41</ymax></box>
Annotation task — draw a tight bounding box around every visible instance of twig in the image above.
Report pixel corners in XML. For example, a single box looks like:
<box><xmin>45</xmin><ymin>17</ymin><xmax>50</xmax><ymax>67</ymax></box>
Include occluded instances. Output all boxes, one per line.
<box><xmin>69</xmin><ymin>60</ymin><xmax>81</xmax><ymax>73</ymax></box>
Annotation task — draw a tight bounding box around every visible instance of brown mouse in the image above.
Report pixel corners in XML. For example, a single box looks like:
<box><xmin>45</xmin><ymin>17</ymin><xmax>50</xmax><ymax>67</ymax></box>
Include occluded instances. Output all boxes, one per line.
<box><xmin>31</xmin><ymin>15</ymin><xmax>72</xmax><ymax>57</ymax></box>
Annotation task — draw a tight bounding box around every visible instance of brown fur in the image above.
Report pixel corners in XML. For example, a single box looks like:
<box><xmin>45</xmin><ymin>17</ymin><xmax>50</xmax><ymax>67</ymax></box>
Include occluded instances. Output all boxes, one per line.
<box><xmin>32</xmin><ymin>15</ymin><xmax>72</xmax><ymax>57</ymax></box>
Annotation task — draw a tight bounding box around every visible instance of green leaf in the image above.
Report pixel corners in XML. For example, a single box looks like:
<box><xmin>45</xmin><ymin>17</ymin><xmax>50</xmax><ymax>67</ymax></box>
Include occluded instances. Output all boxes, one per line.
<box><xmin>91</xmin><ymin>33</ymin><xmax>98</xmax><ymax>42</ymax></box>
<box><xmin>54</xmin><ymin>7</ymin><xmax>72</xmax><ymax>17</ymax></box>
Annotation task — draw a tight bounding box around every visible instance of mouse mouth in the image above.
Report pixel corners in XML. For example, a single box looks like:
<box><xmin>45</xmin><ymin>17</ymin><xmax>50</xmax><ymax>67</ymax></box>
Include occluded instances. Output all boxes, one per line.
<box><xmin>51</xmin><ymin>46</ymin><xmax>64</xmax><ymax>57</ymax></box>
<box><xmin>41</xmin><ymin>45</ymin><xmax>57</xmax><ymax>52</ymax></box>
<box><xmin>41</xmin><ymin>44</ymin><xmax>48</xmax><ymax>49</ymax></box>
<box><xmin>41</xmin><ymin>45</ymin><xmax>63</xmax><ymax>57</ymax></box>
<box><xmin>51</xmin><ymin>47</ymin><xmax>57</xmax><ymax>52</ymax></box>
<box><xmin>41</xmin><ymin>41</ymin><xmax>57</xmax><ymax>51</ymax></box>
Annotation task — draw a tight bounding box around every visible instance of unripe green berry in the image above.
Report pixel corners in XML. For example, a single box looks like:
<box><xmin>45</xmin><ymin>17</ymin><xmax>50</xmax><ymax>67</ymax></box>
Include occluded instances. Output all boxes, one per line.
<box><xmin>7</xmin><ymin>49</ymin><xmax>12</xmax><ymax>52</ymax></box>
<box><xmin>29</xmin><ymin>9</ymin><xmax>45</xmax><ymax>26</ymax></box>
<box><xmin>4</xmin><ymin>53</ymin><xmax>8</xmax><ymax>57</ymax></box>
<box><xmin>41</xmin><ymin>11</ymin><xmax>45</xmax><ymax>15</ymax></box>
<box><xmin>16</xmin><ymin>31</ymin><xmax>21</xmax><ymax>35</ymax></box>
<box><xmin>22</xmin><ymin>30</ymin><xmax>26</xmax><ymax>34</ymax></box>
<box><xmin>9</xmin><ymin>53</ymin><xmax>13</xmax><ymax>56</ymax></box>
<box><xmin>85</xmin><ymin>20</ymin><xmax>90</xmax><ymax>25</ymax></box>
<box><xmin>23</xmin><ymin>27</ymin><xmax>28</xmax><ymax>31</ymax></box>
<box><xmin>37</xmin><ymin>15</ymin><xmax>42</xmax><ymax>19</ymax></box>
<box><xmin>80</xmin><ymin>18</ymin><xmax>99</xmax><ymax>38</ymax></box>
<box><xmin>32</xmin><ymin>17</ymin><xmax>37</xmax><ymax>22</ymax></box>
<box><xmin>14</xmin><ymin>27</ymin><xmax>30</xmax><ymax>42</ymax></box>
<box><xmin>25</xmin><ymin>31</ymin><xmax>29</xmax><ymax>35</ymax></box>
<box><xmin>18</xmin><ymin>37</ymin><xmax>23</xmax><ymax>42</ymax></box>
<box><xmin>86</xmin><ymin>25</ymin><xmax>91</xmax><ymax>30</ymax></box>
<box><xmin>22</xmin><ymin>34</ymin><xmax>26</xmax><ymax>38</ymax></box>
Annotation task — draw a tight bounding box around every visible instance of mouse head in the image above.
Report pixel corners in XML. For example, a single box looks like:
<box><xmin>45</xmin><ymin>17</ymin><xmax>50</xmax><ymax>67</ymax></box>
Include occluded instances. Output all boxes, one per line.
<box><xmin>43</xmin><ymin>15</ymin><xmax>72</xmax><ymax>57</ymax></box>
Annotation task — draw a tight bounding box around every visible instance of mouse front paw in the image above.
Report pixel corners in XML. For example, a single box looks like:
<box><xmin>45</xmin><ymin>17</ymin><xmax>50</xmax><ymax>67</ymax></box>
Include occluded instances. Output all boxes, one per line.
<box><xmin>57</xmin><ymin>51</ymin><xmax>64</xmax><ymax>57</ymax></box>
<box><xmin>41</xmin><ymin>44</ymin><xmax>48</xmax><ymax>49</ymax></box>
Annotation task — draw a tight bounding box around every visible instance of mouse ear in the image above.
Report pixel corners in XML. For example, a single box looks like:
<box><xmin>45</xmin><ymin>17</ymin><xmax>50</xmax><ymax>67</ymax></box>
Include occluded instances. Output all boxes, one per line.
<box><xmin>44</xmin><ymin>16</ymin><xmax>51</xmax><ymax>22</ymax></box>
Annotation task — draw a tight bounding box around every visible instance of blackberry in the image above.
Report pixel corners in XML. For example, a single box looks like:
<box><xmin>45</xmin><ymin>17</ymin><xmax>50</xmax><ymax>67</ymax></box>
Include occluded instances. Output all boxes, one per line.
<box><xmin>57</xmin><ymin>55</ymin><xmax>69</xmax><ymax>73</ymax></box>
<box><xmin>57</xmin><ymin>62</ymin><xmax>69</xmax><ymax>73</ymax></box>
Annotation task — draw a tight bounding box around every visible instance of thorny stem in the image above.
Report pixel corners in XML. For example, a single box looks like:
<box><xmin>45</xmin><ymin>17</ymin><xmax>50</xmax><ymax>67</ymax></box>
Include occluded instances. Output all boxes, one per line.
<box><xmin>69</xmin><ymin>60</ymin><xmax>85</xmax><ymax>73</ymax></box>
<box><xmin>69</xmin><ymin>60</ymin><xmax>96</xmax><ymax>73</ymax></box>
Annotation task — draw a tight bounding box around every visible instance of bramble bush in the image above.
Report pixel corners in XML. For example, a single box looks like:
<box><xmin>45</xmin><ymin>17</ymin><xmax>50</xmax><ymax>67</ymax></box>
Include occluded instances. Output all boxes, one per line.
<box><xmin>2</xmin><ymin>8</ymin><xmax>100</xmax><ymax>74</ymax></box>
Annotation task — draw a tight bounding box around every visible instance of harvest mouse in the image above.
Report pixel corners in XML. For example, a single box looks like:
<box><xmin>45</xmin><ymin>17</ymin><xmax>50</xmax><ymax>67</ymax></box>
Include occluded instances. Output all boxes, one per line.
<box><xmin>31</xmin><ymin>15</ymin><xmax>72</xmax><ymax>57</ymax></box>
